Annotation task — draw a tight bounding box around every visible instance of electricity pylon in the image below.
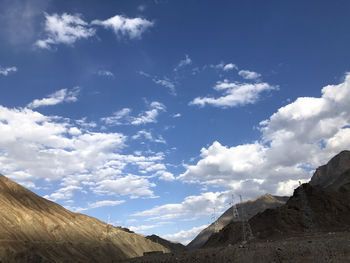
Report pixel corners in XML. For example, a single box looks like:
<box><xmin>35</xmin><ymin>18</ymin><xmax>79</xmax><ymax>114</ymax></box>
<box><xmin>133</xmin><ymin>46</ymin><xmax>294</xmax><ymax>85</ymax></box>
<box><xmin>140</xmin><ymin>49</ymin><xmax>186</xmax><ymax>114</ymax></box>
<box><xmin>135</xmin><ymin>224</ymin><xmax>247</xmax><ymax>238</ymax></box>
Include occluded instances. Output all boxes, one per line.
<box><xmin>239</xmin><ymin>195</ymin><xmax>254</xmax><ymax>243</ymax></box>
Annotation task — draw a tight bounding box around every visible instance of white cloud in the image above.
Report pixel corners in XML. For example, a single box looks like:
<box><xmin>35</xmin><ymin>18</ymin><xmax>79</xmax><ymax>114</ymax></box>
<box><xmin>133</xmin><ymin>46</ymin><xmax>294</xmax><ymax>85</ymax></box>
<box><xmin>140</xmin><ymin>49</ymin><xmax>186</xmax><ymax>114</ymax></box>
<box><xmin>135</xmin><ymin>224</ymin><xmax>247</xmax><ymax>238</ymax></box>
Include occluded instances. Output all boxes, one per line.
<box><xmin>92</xmin><ymin>15</ymin><xmax>153</xmax><ymax>39</ymax></box>
<box><xmin>153</xmin><ymin>78</ymin><xmax>176</xmax><ymax>96</ymax></box>
<box><xmin>190</xmin><ymin>80</ymin><xmax>277</xmax><ymax>108</ymax></box>
<box><xmin>155</xmin><ymin>170</ymin><xmax>175</xmax><ymax>181</ymax></box>
<box><xmin>94</xmin><ymin>174</ymin><xmax>156</xmax><ymax>199</ymax></box>
<box><xmin>181</xmin><ymin>73</ymin><xmax>350</xmax><ymax>198</ymax></box>
<box><xmin>139</xmin><ymin>71</ymin><xmax>176</xmax><ymax>96</ymax></box>
<box><xmin>101</xmin><ymin>101</ymin><xmax>166</xmax><ymax>126</ymax></box>
<box><xmin>0</xmin><ymin>66</ymin><xmax>17</xmax><ymax>76</ymax></box>
<box><xmin>0</xmin><ymin>103</ymin><xmax>171</xmax><ymax>201</ymax></box>
<box><xmin>133</xmin><ymin>191</ymin><xmax>230</xmax><ymax>220</ymax></box>
<box><xmin>173</xmin><ymin>113</ymin><xmax>181</xmax><ymax>118</ymax></box>
<box><xmin>132</xmin><ymin>130</ymin><xmax>166</xmax><ymax>144</ymax></box>
<box><xmin>238</xmin><ymin>70</ymin><xmax>261</xmax><ymax>80</ymax></box>
<box><xmin>97</xmin><ymin>70</ymin><xmax>114</xmax><ymax>77</ymax></box>
<box><xmin>88</xmin><ymin>200</ymin><xmax>125</xmax><ymax>209</ymax></box>
<box><xmin>35</xmin><ymin>13</ymin><xmax>95</xmax><ymax>49</ymax></box>
<box><xmin>131</xmin><ymin>101</ymin><xmax>166</xmax><ymax>125</ymax></box>
<box><xmin>163</xmin><ymin>225</ymin><xmax>208</xmax><ymax>245</ymax></box>
<box><xmin>100</xmin><ymin>108</ymin><xmax>132</xmax><ymax>126</ymax></box>
<box><xmin>174</xmin><ymin>55</ymin><xmax>192</xmax><ymax>71</ymax></box>
<box><xmin>223</xmin><ymin>63</ymin><xmax>237</xmax><ymax>71</ymax></box>
<box><xmin>27</xmin><ymin>87</ymin><xmax>80</xmax><ymax>108</ymax></box>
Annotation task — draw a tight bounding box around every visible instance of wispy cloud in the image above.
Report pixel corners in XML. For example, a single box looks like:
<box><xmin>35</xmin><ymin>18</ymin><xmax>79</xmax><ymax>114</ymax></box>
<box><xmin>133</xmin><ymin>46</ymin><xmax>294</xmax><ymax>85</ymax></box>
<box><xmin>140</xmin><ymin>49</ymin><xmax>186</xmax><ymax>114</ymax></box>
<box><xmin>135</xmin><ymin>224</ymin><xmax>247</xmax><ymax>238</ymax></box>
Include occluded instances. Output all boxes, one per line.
<box><xmin>97</xmin><ymin>70</ymin><xmax>114</xmax><ymax>78</ymax></box>
<box><xmin>0</xmin><ymin>66</ymin><xmax>17</xmax><ymax>76</ymax></box>
<box><xmin>139</xmin><ymin>71</ymin><xmax>176</xmax><ymax>96</ymax></box>
<box><xmin>174</xmin><ymin>54</ymin><xmax>192</xmax><ymax>71</ymax></box>
<box><xmin>101</xmin><ymin>101</ymin><xmax>166</xmax><ymax>126</ymax></box>
<box><xmin>27</xmin><ymin>87</ymin><xmax>81</xmax><ymax>109</ymax></box>
<box><xmin>88</xmin><ymin>200</ymin><xmax>125</xmax><ymax>209</ymax></box>
<box><xmin>190</xmin><ymin>80</ymin><xmax>277</xmax><ymax>108</ymax></box>
<box><xmin>35</xmin><ymin>13</ymin><xmax>95</xmax><ymax>49</ymax></box>
<box><xmin>132</xmin><ymin>130</ymin><xmax>166</xmax><ymax>144</ymax></box>
<box><xmin>92</xmin><ymin>15</ymin><xmax>154</xmax><ymax>39</ymax></box>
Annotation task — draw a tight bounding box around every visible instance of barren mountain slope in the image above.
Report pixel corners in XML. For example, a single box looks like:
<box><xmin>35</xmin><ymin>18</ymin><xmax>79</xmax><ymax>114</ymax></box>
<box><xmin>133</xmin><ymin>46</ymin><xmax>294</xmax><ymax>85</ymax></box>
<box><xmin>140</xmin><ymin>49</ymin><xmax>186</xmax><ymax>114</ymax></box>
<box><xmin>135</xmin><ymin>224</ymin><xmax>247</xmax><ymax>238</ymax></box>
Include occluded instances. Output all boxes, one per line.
<box><xmin>0</xmin><ymin>174</ymin><xmax>168</xmax><ymax>263</ymax></box>
<box><xmin>187</xmin><ymin>194</ymin><xmax>288</xmax><ymax>249</ymax></box>
<box><xmin>204</xmin><ymin>183</ymin><xmax>350</xmax><ymax>248</ymax></box>
<box><xmin>310</xmin><ymin>150</ymin><xmax>350</xmax><ymax>189</ymax></box>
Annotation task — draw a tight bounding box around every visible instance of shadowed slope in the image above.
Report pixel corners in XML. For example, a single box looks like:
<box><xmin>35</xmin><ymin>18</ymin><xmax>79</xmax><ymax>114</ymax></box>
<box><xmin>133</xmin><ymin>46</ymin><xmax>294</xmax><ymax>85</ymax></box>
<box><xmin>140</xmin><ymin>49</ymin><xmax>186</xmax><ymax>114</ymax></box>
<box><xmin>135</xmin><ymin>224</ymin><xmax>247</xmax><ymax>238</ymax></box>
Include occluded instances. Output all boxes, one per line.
<box><xmin>0</xmin><ymin>174</ymin><xmax>168</xmax><ymax>262</ymax></box>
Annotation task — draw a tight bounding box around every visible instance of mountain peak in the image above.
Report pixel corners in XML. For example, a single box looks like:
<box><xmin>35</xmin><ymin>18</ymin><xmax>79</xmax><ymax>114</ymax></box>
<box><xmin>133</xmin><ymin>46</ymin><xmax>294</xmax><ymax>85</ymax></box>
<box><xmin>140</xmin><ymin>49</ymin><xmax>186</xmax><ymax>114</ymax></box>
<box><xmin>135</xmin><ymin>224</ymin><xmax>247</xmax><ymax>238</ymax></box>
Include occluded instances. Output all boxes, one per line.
<box><xmin>310</xmin><ymin>150</ymin><xmax>350</xmax><ymax>189</ymax></box>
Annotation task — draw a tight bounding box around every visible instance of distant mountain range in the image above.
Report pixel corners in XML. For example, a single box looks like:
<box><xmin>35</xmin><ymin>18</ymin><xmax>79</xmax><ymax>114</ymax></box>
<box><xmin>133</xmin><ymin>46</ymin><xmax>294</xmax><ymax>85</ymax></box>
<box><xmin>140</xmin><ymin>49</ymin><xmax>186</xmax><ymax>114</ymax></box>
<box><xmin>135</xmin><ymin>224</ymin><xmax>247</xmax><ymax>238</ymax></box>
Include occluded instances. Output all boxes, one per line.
<box><xmin>203</xmin><ymin>150</ymin><xmax>350</xmax><ymax>248</ymax></box>
<box><xmin>0</xmin><ymin>174</ymin><xmax>169</xmax><ymax>262</ymax></box>
<box><xmin>187</xmin><ymin>194</ymin><xmax>288</xmax><ymax>249</ymax></box>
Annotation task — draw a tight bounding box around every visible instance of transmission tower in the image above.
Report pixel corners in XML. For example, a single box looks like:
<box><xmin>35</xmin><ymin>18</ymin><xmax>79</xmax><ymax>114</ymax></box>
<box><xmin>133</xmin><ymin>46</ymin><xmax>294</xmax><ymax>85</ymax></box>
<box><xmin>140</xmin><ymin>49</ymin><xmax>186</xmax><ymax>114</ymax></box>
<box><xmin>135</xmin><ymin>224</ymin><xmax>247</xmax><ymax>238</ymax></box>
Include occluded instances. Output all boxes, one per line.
<box><xmin>239</xmin><ymin>195</ymin><xmax>254</xmax><ymax>243</ymax></box>
<box><xmin>211</xmin><ymin>208</ymin><xmax>219</xmax><ymax>233</ymax></box>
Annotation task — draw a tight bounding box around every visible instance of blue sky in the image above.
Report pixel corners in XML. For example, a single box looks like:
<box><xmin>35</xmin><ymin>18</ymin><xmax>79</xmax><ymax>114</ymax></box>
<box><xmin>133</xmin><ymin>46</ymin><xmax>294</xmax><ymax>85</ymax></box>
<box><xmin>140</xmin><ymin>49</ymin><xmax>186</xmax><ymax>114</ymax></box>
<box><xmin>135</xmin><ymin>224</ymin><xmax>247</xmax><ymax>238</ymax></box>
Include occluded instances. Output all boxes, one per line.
<box><xmin>1</xmin><ymin>0</ymin><xmax>350</xmax><ymax>244</ymax></box>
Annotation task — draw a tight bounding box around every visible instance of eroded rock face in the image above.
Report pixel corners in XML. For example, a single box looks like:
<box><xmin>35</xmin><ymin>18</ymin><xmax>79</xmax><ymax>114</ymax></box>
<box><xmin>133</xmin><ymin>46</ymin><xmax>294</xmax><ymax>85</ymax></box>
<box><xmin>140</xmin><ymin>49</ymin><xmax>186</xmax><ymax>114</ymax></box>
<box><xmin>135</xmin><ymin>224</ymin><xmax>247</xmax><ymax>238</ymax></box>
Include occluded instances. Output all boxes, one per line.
<box><xmin>310</xmin><ymin>150</ymin><xmax>350</xmax><ymax>189</ymax></box>
<box><xmin>0</xmin><ymin>174</ymin><xmax>169</xmax><ymax>263</ymax></box>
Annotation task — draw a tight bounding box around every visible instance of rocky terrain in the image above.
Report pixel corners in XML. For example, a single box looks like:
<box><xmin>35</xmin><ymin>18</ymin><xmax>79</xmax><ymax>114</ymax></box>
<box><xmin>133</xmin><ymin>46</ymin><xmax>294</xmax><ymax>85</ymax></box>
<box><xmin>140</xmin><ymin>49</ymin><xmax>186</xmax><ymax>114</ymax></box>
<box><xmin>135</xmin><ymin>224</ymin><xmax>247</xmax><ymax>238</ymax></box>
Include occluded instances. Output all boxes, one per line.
<box><xmin>187</xmin><ymin>194</ymin><xmax>288</xmax><ymax>249</ymax></box>
<box><xmin>118</xmin><ymin>232</ymin><xmax>350</xmax><ymax>263</ymax></box>
<box><xmin>0</xmin><ymin>174</ymin><xmax>168</xmax><ymax>263</ymax></box>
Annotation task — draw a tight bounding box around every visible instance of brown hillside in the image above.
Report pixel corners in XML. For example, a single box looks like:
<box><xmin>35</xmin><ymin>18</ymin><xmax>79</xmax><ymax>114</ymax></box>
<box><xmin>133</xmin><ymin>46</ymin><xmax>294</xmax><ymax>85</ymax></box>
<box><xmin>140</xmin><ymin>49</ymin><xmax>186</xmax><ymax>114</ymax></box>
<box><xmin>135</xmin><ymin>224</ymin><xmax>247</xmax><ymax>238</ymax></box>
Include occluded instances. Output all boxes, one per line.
<box><xmin>0</xmin><ymin>174</ymin><xmax>169</xmax><ymax>263</ymax></box>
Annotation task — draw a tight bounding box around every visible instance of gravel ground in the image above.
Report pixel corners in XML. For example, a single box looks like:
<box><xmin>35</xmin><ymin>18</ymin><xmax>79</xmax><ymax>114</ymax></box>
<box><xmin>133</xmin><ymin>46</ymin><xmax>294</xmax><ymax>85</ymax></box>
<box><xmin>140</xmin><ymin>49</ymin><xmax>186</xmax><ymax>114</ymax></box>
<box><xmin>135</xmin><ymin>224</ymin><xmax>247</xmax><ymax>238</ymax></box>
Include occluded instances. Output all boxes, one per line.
<box><xmin>117</xmin><ymin>232</ymin><xmax>350</xmax><ymax>263</ymax></box>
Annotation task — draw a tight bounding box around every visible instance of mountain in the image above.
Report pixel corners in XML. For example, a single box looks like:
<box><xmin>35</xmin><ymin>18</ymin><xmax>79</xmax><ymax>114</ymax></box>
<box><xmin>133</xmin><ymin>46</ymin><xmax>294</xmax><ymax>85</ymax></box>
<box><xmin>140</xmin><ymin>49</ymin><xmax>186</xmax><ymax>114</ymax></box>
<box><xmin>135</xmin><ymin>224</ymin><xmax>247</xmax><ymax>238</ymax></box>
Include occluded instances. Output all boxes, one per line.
<box><xmin>203</xmin><ymin>151</ymin><xmax>350</xmax><ymax>248</ymax></box>
<box><xmin>187</xmin><ymin>194</ymin><xmax>288</xmax><ymax>249</ymax></box>
<box><xmin>310</xmin><ymin>150</ymin><xmax>350</xmax><ymax>191</ymax></box>
<box><xmin>146</xmin><ymin>235</ymin><xmax>187</xmax><ymax>253</ymax></box>
<box><xmin>204</xmin><ymin>182</ymin><xmax>350</xmax><ymax>248</ymax></box>
<box><xmin>0</xmin><ymin>173</ymin><xmax>169</xmax><ymax>263</ymax></box>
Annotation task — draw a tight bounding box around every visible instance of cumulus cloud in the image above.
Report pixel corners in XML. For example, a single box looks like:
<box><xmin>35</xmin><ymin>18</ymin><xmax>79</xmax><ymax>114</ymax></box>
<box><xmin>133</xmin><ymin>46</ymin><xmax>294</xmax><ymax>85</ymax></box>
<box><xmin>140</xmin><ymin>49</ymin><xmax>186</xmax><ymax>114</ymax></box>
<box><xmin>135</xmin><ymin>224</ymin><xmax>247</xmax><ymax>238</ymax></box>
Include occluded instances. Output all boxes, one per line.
<box><xmin>238</xmin><ymin>70</ymin><xmax>261</xmax><ymax>80</ymax></box>
<box><xmin>223</xmin><ymin>63</ymin><xmax>237</xmax><ymax>71</ymax></box>
<box><xmin>35</xmin><ymin>13</ymin><xmax>96</xmax><ymax>49</ymax></box>
<box><xmin>101</xmin><ymin>101</ymin><xmax>166</xmax><ymax>126</ymax></box>
<box><xmin>133</xmin><ymin>191</ymin><xmax>230</xmax><ymax>220</ymax></box>
<box><xmin>92</xmin><ymin>15</ymin><xmax>153</xmax><ymax>39</ymax></box>
<box><xmin>0</xmin><ymin>103</ymin><xmax>171</xmax><ymax>201</ymax></box>
<box><xmin>163</xmin><ymin>225</ymin><xmax>208</xmax><ymax>245</ymax></box>
<box><xmin>174</xmin><ymin>54</ymin><xmax>192</xmax><ymax>71</ymax></box>
<box><xmin>181</xmin><ymin>73</ymin><xmax>350</xmax><ymax>198</ymax></box>
<box><xmin>94</xmin><ymin>174</ymin><xmax>156</xmax><ymax>198</ymax></box>
<box><xmin>190</xmin><ymin>80</ymin><xmax>277</xmax><ymax>108</ymax></box>
<box><xmin>0</xmin><ymin>66</ymin><xmax>17</xmax><ymax>76</ymax></box>
<box><xmin>27</xmin><ymin>87</ymin><xmax>80</xmax><ymax>108</ymax></box>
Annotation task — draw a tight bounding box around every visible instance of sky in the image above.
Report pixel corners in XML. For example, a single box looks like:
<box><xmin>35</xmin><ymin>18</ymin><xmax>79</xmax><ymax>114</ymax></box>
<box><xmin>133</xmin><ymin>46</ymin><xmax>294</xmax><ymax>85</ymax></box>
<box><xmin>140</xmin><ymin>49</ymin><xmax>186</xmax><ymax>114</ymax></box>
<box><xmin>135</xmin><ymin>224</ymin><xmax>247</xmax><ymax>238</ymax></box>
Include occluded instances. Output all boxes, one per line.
<box><xmin>1</xmin><ymin>0</ymin><xmax>350</xmax><ymax>245</ymax></box>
